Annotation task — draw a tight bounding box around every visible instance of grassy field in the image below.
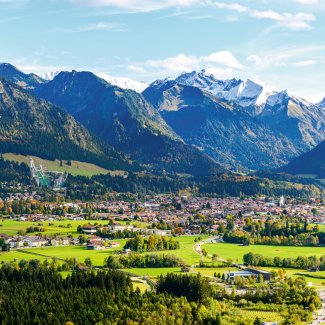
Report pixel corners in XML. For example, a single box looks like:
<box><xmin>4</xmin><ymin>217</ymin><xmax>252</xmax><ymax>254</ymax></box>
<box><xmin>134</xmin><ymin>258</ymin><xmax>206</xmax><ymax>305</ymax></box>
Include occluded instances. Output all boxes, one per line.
<box><xmin>0</xmin><ymin>249</ymin><xmax>48</xmax><ymax>263</ymax></box>
<box><xmin>0</xmin><ymin>235</ymin><xmax>205</xmax><ymax>275</ymax></box>
<box><xmin>317</xmin><ymin>223</ymin><xmax>325</xmax><ymax>231</ymax></box>
<box><xmin>0</xmin><ymin>219</ymin><xmax>88</xmax><ymax>236</ymax></box>
<box><xmin>24</xmin><ymin>241</ymin><xmax>127</xmax><ymax>265</ymax></box>
<box><xmin>132</xmin><ymin>281</ymin><xmax>148</xmax><ymax>293</ymax></box>
<box><xmin>3</xmin><ymin>153</ymin><xmax>126</xmax><ymax>177</ymax></box>
<box><xmin>203</xmin><ymin>242</ymin><xmax>325</xmax><ymax>263</ymax></box>
<box><xmin>0</xmin><ymin>219</ymin><xmax>147</xmax><ymax>237</ymax></box>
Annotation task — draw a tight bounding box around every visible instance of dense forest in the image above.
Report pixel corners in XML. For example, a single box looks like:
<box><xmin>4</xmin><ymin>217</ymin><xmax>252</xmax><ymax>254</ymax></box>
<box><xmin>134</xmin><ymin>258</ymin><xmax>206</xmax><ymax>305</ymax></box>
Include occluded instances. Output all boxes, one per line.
<box><xmin>0</xmin><ymin>260</ymin><xmax>321</xmax><ymax>324</ymax></box>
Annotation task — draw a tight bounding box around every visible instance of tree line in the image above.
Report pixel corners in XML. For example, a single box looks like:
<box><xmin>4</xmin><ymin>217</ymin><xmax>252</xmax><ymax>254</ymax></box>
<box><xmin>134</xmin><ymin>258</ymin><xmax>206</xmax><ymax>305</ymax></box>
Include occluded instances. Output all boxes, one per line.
<box><xmin>124</xmin><ymin>234</ymin><xmax>180</xmax><ymax>252</ymax></box>
<box><xmin>243</xmin><ymin>252</ymin><xmax>325</xmax><ymax>270</ymax></box>
<box><xmin>105</xmin><ymin>253</ymin><xmax>184</xmax><ymax>269</ymax></box>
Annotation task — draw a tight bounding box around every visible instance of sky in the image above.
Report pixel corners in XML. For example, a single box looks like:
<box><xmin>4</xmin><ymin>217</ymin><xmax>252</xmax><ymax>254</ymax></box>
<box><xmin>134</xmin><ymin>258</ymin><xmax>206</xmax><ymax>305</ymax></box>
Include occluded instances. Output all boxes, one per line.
<box><xmin>0</xmin><ymin>0</ymin><xmax>324</xmax><ymax>102</ymax></box>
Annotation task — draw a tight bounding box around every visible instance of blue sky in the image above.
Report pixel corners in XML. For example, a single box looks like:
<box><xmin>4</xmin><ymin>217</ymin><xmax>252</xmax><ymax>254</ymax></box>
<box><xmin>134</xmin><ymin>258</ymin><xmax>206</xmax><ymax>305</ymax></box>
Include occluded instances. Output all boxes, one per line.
<box><xmin>0</xmin><ymin>0</ymin><xmax>324</xmax><ymax>102</ymax></box>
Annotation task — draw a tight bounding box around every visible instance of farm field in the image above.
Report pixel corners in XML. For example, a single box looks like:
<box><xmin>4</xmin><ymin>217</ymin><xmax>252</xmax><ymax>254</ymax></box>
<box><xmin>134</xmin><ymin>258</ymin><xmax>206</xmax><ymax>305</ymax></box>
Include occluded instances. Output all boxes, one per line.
<box><xmin>0</xmin><ymin>219</ymin><xmax>87</xmax><ymax>236</ymax></box>
<box><xmin>0</xmin><ymin>249</ymin><xmax>48</xmax><ymax>264</ymax></box>
<box><xmin>27</xmin><ymin>241</ymin><xmax>127</xmax><ymax>265</ymax></box>
<box><xmin>0</xmin><ymin>219</ymin><xmax>148</xmax><ymax>237</ymax></box>
<box><xmin>316</xmin><ymin>223</ymin><xmax>325</xmax><ymax>231</ymax></box>
<box><xmin>3</xmin><ymin>153</ymin><xmax>126</xmax><ymax>177</ymax></box>
<box><xmin>203</xmin><ymin>242</ymin><xmax>325</xmax><ymax>263</ymax></box>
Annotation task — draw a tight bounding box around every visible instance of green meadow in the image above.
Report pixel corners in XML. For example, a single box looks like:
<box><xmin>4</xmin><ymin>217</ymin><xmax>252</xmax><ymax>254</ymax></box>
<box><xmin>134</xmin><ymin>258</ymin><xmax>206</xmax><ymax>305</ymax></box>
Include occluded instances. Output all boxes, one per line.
<box><xmin>0</xmin><ymin>219</ymin><xmax>148</xmax><ymax>237</ymax></box>
<box><xmin>202</xmin><ymin>242</ymin><xmax>325</xmax><ymax>263</ymax></box>
<box><xmin>3</xmin><ymin>153</ymin><xmax>126</xmax><ymax>177</ymax></box>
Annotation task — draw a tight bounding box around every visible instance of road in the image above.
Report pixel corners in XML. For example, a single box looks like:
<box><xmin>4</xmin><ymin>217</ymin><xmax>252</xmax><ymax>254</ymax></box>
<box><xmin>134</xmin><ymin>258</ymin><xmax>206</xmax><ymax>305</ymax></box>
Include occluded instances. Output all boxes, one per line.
<box><xmin>193</xmin><ymin>237</ymin><xmax>228</xmax><ymax>264</ymax></box>
<box><xmin>309</xmin><ymin>290</ymin><xmax>325</xmax><ymax>325</ymax></box>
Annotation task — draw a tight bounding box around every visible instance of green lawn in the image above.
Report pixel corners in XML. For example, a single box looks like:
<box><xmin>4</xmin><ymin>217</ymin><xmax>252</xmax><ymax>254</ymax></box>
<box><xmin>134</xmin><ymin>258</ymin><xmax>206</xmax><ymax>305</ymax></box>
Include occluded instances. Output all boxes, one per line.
<box><xmin>3</xmin><ymin>153</ymin><xmax>126</xmax><ymax>177</ymax></box>
<box><xmin>163</xmin><ymin>235</ymin><xmax>209</xmax><ymax>265</ymax></box>
<box><xmin>126</xmin><ymin>267</ymin><xmax>182</xmax><ymax>277</ymax></box>
<box><xmin>132</xmin><ymin>281</ymin><xmax>148</xmax><ymax>293</ymax></box>
<box><xmin>0</xmin><ymin>219</ymin><xmax>88</xmax><ymax>236</ymax></box>
<box><xmin>0</xmin><ymin>219</ymin><xmax>148</xmax><ymax>237</ymax></box>
<box><xmin>203</xmin><ymin>242</ymin><xmax>325</xmax><ymax>263</ymax></box>
<box><xmin>316</xmin><ymin>223</ymin><xmax>325</xmax><ymax>231</ymax></box>
<box><xmin>0</xmin><ymin>250</ymin><xmax>48</xmax><ymax>263</ymax></box>
<box><xmin>27</xmin><ymin>241</ymin><xmax>126</xmax><ymax>266</ymax></box>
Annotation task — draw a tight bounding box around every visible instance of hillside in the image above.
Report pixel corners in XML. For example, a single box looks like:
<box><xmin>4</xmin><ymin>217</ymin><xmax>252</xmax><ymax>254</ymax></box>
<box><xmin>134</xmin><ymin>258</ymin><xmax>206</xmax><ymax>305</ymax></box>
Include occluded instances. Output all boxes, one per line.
<box><xmin>2</xmin><ymin>153</ymin><xmax>126</xmax><ymax>177</ymax></box>
<box><xmin>0</xmin><ymin>78</ymin><xmax>132</xmax><ymax>171</ymax></box>
<box><xmin>175</xmin><ymin>70</ymin><xmax>325</xmax><ymax>154</ymax></box>
<box><xmin>35</xmin><ymin>71</ymin><xmax>222</xmax><ymax>176</ymax></box>
<box><xmin>280</xmin><ymin>140</ymin><xmax>325</xmax><ymax>179</ymax></box>
<box><xmin>0</xmin><ymin>63</ymin><xmax>46</xmax><ymax>89</ymax></box>
<box><xmin>143</xmin><ymin>80</ymin><xmax>299</xmax><ymax>171</ymax></box>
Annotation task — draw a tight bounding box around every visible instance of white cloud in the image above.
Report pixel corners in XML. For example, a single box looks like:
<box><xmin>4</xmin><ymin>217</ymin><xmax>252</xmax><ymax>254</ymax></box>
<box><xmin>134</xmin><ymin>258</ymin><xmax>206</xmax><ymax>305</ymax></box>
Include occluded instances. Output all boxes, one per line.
<box><xmin>203</xmin><ymin>51</ymin><xmax>244</xmax><ymax>69</ymax></box>
<box><xmin>296</xmin><ymin>0</ymin><xmax>319</xmax><ymax>4</ymax></box>
<box><xmin>79</xmin><ymin>22</ymin><xmax>126</xmax><ymax>31</ymax></box>
<box><xmin>247</xmin><ymin>55</ymin><xmax>262</xmax><ymax>66</ymax></box>
<box><xmin>129</xmin><ymin>50</ymin><xmax>244</xmax><ymax>78</ymax></box>
<box><xmin>71</xmin><ymin>1</ymin><xmax>317</xmax><ymax>30</ymax></box>
<box><xmin>293</xmin><ymin>60</ymin><xmax>317</xmax><ymax>66</ymax></box>
<box><xmin>247</xmin><ymin>45</ymin><xmax>325</xmax><ymax>69</ymax></box>
<box><xmin>213</xmin><ymin>1</ymin><xmax>316</xmax><ymax>30</ymax></box>
<box><xmin>72</xmin><ymin>0</ymin><xmax>203</xmax><ymax>11</ymax></box>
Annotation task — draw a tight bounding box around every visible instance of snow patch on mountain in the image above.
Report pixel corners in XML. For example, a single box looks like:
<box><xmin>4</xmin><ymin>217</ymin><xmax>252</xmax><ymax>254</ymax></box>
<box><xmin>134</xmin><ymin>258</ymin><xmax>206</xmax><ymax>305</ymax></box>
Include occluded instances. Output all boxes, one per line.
<box><xmin>40</xmin><ymin>71</ymin><xmax>62</xmax><ymax>81</ymax></box>
<box><xmin>97</xmin><ymin>73</ymin><xmax>148</xmax><ymax>93</ymax></box>
<box><xmin>39</xmin><ymin>70</ymin><xmax>148</xmax><ymax>93</ymax></box>
<box><xmin>317</xmin><ymin>97</ymin><xmax>325</xmax><ymax>108</ymax></box>
<box><xmin>173</xmin><ymin>70</ymin><xmax>318</xmax><ymax>116</ymax></box>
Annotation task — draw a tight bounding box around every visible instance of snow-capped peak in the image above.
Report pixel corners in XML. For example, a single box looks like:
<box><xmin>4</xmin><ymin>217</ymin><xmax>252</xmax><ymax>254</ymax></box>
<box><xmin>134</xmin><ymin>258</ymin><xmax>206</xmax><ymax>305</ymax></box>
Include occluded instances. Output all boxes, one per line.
<box><xmin>317</xmin><ymin>97</ymin><xmax>325</xmax><ymax>108</ymax></box>
<box><xmin>40</xmin><ymin>71</ymin><xmax>62</xmax><ymax>81</ymax></box>
<box><xmin>175</xmin><ymin>70</ymin><xmax>284</xmax><ymax>108</ymax></box>
<box><xmin>96</xmin><ymin>73</ymin><xmax>148</xmax><ymax>93</ymax></box>
<box><xmin>39</xmin><ymin>70</ymin><xmax>149</xmax><ymax>93</ymax></box>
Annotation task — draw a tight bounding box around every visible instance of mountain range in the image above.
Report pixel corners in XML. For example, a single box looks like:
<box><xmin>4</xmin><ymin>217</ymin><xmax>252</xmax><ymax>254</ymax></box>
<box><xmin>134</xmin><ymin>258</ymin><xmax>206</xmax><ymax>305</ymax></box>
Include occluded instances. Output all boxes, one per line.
<box><xmin>0</xmin><ymin>62</ymin><xmax>324</xmax><ymax>178</ymax></box>
<box><xmin>34</xmin><ymin>70</ymin><xmax>220</xmax><ymax>176</ymax></box>
<box><xmin>0</xmin><ymin>77</ymin><xmax>131</xmax><ymax>170</ymax></box>
<box><xmin>174</xmin><ymin>70</ymin><xmax>325</xmax><ymax>152</ymax></box>
<box><xmin>143</xmin><ymin>78</ymin><xmax>300</xmax><ymax>171</ymax></box>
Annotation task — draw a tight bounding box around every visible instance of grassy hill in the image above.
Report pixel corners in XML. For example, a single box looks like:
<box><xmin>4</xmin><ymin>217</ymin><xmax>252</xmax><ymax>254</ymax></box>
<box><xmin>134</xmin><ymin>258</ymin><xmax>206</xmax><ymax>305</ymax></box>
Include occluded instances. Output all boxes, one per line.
<box><xmin>3</xmin><ymin>153</ymin><xmax>126</xmax><ymax>177</ymax></box>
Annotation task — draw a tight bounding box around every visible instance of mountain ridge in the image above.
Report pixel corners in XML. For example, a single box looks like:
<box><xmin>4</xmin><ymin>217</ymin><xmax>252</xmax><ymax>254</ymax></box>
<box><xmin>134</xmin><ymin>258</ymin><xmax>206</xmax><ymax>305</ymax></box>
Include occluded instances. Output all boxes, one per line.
<box><xmin>0</xmin><ymin>77</ymin><xmax>133</xmax><ymax>171</ymax></box>
<box><xmin>34</xmin><ymin>70</ymin><xmax>222</xmax><ymax>176</ymax></box>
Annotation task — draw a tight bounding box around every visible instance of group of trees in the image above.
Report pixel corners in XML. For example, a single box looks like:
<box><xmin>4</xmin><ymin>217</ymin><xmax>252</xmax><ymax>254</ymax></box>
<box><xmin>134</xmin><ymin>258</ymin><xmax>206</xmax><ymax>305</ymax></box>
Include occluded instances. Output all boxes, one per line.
<box><xmin>243</xmin><ymin>252</ymin><xmax>325</xmax><ymax>270</ymax></box>
<box><xmin>0</xmin><ymin>257</ymin><xmax>321</xmax><ymax>325</ymax></box>
<box><xmin>157</xmin><ymin>273</ymin><xmax>320</xmax><ymax>324</ymax></box>
<box><xmin>157</xmin><ymin>273</ymin><xmax>213</xmax><ymax>303</ymax></box>
<box><xmin>223</xmin><ymin>216</ymin><xmax>323</xmax><ymax>246</ymax></box>
<box><xmin>124</xmin><ymin>234</ymin><xmax>180</xmax><ymax>252</ymax></box>
<box><xmin>0</xmin><ymin>263</ymin><xmax>223</xmax><ymax>325</ymax></box>
<box><xmin>105</xmin><ymin>253</ymin><xmax>184</xmax><ymax>269</ymax></box>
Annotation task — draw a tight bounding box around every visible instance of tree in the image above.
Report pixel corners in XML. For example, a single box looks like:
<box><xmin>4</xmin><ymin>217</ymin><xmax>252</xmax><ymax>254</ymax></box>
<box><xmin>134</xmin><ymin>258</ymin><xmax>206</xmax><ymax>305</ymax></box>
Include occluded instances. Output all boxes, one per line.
<box><xmin>84</xmin><ymin>257</ymin><xmax>92</xmax><ymax>269</ymax></box>
<box><xmin>212</xmin><ymin>253</ymin><xmax>219</xmax><ymax>266</ymax></box>
<box><xmin>253</xmin><ymin>317</ymin><xmax>262</xmax><ymax>325</ymax></box>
